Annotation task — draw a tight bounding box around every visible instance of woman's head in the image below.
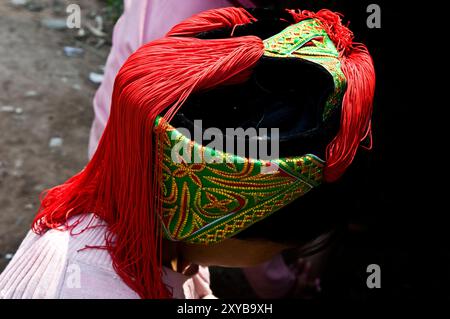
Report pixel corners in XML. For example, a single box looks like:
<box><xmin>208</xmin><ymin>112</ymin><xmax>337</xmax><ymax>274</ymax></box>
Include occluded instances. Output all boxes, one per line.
<box><xmin>160</xmin><ymin>7</ymin><xmax>373</xmax><ymax>246</ymax></box>
<box><xmin>32</xmin><ymin>7</ymin><xmax>374</xmax><ymax>298</ymax></box>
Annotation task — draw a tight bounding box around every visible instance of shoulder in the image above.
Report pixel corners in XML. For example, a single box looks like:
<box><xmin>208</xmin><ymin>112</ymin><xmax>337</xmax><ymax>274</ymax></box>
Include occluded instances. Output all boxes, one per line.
<box><xmin>0</xmin><ymin>228</ymin><xmax>70</xmax><ymax>298</ymax></box>
<box><xmin>0</xmin><ymin>214</ymin><xmax>139</xmax><ymax>299</ymax></box>
<box><xmin>59</xmin><ymin>215</ymin><xmax>140</xmax><ymax>299</ymax></box>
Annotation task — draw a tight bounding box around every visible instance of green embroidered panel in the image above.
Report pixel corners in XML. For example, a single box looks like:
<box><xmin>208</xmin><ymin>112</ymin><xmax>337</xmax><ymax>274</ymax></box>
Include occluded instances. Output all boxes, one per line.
<box><xmin>158</xmin><ymin>121</ymin><xmax>324</xmax><ymax>244</ymax></box>
<box><xmin>263</xmin><ymin>18</ymin><xmax>347</xmax><ymax>120</ymax></box>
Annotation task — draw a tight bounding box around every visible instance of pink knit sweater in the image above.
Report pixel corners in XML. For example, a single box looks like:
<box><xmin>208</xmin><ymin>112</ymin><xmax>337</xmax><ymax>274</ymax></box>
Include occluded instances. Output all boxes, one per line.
<box><xmin>0</xmin><ymin>214</ymin><xmax>215</xmax><ymax>299</ymax></box>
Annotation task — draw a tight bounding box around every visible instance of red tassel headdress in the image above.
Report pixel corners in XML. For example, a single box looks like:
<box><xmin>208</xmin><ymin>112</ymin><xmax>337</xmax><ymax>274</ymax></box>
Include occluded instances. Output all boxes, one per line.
<box><xmin>32</xmin><ymin>7</ymin><xmax>375</xmax><ymax>298</ymax></box>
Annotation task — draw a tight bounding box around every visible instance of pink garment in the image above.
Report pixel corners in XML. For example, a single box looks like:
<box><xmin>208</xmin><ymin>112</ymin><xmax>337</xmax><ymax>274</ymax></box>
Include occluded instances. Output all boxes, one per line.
<box><xmin>88</xmin><ymin>0</ymin><xmax>255</xmax><ymax>158</ymax></box>
<box><xmin>0</xmin><ymin>214</ymin><xmax>215</xmax><ymax>299</ymax></box>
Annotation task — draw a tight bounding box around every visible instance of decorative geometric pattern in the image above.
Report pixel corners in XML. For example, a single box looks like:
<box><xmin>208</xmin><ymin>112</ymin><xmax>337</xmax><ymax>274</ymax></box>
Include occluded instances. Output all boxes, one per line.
<box><xmin>157</xmin><ymin>119</ymin><xmax>324</xmax><ymax>244</ymax></box>
<box><xmin>263</xmin><ymin>18</ymin><xmax>347</xmax><ymax>119</ymax></box>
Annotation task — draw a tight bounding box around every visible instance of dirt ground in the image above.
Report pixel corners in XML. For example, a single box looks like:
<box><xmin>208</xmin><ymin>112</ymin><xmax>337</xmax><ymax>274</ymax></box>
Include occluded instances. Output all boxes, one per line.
<box><xmin>0</xmin><ymin>0</ymin><xmax>111</xmax><ymax>271</ymax></box>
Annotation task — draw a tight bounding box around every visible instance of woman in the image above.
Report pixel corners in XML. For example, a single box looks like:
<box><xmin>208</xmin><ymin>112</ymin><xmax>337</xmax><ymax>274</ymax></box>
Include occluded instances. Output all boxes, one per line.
<box><xmin>0</xmin><ymin>6</ymin><xmax>374</xmax><ymax>299</ymax></box>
